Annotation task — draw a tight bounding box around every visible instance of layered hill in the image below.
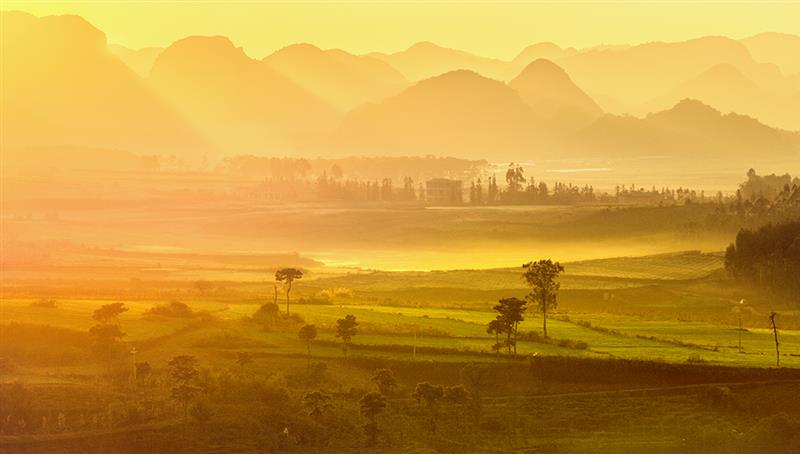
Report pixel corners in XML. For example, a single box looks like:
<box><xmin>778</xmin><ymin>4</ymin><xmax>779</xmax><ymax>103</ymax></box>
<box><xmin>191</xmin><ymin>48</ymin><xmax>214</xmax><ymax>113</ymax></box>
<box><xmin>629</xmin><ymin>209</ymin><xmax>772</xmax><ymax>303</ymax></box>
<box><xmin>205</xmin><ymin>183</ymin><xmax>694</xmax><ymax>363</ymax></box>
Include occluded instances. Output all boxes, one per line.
<box><xmin>641</xmin><ymin>64</ymin><xmax>800</xmax><ymax>131</ymax></box>
<box><xmin>331</xmin><ymin>70</ymin><xmax>542</xmax><ymax>158</ymax></box>
<box><xmin>149</xmin><ymin>36</ymin><xmax>340</xmax><ymax>153</ymax></box>
<box><xmin>555</xmin><ymin>37</ymin><xmax>758</xmax><ymax>111</ymax></box>
<box><xmin>508</xmin><ymin>59</ymin><xmax>602</xmax><ymax>130</ymax></box>
<box><xmin>506</xmin><ymin>42</ymin><xmax>578</xmax><ymax>79</ymax></box>
<box><xmin>262</xmin><ymin>43</ymin><xmax>407</xmax><ymax>111</ymax></box>
<box><xmin>370</xmin><ymin>42</ymin><xmax>508</xmax><ymax>81</ymax></box>
<box><xmin>108</xmin><ymin>44</ymin><xmax>164</xmax><ymax>77</ymax></box>
<box><xmin>741</xmin><ymin>32</ymin><xmax>800</xmax><ymax>76</ymax></box>
<box><xmin>568</xmin><ymin>99</ymin><xmax>800</xmax><ymax>162</ymax></box>
<box><xmin>0</xmin><ymin>11</ymin><xmax>211</xmax><ymax>156</ymax></box>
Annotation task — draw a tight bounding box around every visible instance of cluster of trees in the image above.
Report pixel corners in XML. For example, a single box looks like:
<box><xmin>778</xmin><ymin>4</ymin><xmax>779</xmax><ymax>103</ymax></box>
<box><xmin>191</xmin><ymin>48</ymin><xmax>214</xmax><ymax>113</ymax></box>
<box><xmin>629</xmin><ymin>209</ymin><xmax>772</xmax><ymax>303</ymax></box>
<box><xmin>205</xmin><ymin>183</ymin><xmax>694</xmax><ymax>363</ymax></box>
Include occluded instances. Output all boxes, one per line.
<box><xmin>468</xmin><ymin>163</ymin><xmax>713</xmax><ymax>207</ymax></box>
<box><xmin>314</xmin><ymin>174</ymin><xmax>422</xmax><ymax>202</ymax></box>
<box><xmin>488</xmin><ymin>260</ymin><xmax>565</xmax><ymax>357</ymax></box>
<box><xmin>725</xmin><ymin>220</ymin><xmax>800</xmax><ymax>301</ymax></box>
<box><xmin>739</xmin><ymin>168</ymin><xmax>799</xmax><ymax>202</ymax></box>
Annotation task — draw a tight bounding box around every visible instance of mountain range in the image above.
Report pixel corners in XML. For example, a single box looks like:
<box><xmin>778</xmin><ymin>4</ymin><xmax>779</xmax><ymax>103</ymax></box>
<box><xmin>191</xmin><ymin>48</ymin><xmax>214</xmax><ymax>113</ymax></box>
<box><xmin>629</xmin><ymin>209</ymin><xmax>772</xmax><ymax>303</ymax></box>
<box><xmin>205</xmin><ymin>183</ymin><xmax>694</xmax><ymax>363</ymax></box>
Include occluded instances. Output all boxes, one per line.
<box><xmin>2</xmin><ymin>10</ymin><xmax>799</xmax><ymax>165</ymax></box>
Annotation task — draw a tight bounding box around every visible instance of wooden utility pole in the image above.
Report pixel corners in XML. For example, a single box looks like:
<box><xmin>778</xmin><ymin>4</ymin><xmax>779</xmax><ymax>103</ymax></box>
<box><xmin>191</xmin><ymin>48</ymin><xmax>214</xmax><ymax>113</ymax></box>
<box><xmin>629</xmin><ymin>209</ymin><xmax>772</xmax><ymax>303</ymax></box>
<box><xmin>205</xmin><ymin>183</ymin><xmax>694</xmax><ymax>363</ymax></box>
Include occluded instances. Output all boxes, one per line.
<box><xmin>769</xmin><ymin>312</ymin><xmax>780</xmax><ymax>367</ymax></box>
<box><xmin>131</xmin><ymin>346</ymin><xmax>138</xmax><ymax>381</ymax></box>
<box><xmin>737</xmin><ymin>299</ymin><xmax>745</xmax><ymax>353</ymax></box>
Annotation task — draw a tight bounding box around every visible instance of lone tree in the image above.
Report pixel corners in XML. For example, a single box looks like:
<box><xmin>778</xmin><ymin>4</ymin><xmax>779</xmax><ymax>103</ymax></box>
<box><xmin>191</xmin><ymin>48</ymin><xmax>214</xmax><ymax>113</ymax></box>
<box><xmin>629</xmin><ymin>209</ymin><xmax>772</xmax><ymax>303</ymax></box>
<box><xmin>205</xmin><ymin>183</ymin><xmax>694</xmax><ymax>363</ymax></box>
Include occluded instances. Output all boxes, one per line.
<box><xmin>298</xmin><ymin>324</ymin><xmax>317</xmax><ymax>363</ymax></box>
<box><xmin>371</xmin><ymin>369</ymin><xmax>398</xmax><ymax>396</ymax></box>
<box><xmin>336</xmin><ymin>314</ymin><xmax>358</xmax><ymax>356</ymax></box>
<box><xmin>168</xmin><ymin>355</ymin><xmax>201</xmax><ymax>419</ymax></box>
<box><xmin>769</xmin><ymin>312</ymin><xmax>780</xmax><ymax>367</ymax></box>
<box><xmin>522</xmin><ymin>260</ymin><xmax>564</xmax><ymax>338</ymax></box>
<box><xmin>359</xmin><ymin>391</ymin><xmax>387</xmax><ymax>447</ymax></box>
<box><xmin>491</xmin><ymin>297</ymin><xmax>527</xmax><ymax>357</ymax></box>
<box><xmin>275</xmin><ymin>268</ymin><xmax>303</xmax><ymax>315</ymax></box>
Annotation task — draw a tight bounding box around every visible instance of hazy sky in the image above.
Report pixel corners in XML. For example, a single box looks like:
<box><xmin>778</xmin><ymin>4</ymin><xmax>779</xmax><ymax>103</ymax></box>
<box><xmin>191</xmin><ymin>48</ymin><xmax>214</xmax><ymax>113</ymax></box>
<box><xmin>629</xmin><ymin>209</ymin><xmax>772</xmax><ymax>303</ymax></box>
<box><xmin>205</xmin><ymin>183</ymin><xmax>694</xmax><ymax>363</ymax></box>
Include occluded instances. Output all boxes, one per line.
<box><xmin>5</xmin><ymin>1</ymin><xmax>800</xmax><ymax>59</ymax></box>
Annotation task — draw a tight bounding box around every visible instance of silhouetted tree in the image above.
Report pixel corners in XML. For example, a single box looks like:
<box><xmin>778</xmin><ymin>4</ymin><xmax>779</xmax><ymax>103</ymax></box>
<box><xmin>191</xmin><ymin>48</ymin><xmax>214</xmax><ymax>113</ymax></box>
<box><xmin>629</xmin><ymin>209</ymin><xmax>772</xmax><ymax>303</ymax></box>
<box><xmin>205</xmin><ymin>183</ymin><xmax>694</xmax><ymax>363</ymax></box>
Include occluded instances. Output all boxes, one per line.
<box><xmin>523</xmin><ymin>260</ymin><xmax>564</xmax><ymax>338</ymax></box>
<box><xmin>89</xmin><ymin>303</ymin><xmax>128</xmax><ymax>362</ymax></box>
<box><xmin>298</xmin><ymin>324</ymin><xmax>317</xmax><ymax>364</ymax></box>
<box><xmin>92</xmin><ymin>302</ymin><xmax>128</xmax><ymax>324</ymax></box>
<box><xmin>487</xmin><ymin>319</ymin><xmax>503</xmax><ymax>357</ymax></box>
<box><xmin>253</xmin><ymin>302</ymin><xmax>280</xmax><ymax>326</ymax></box>
<box><xmin>168</xmin><ymin>355</ymin><xmax>201</xmax><ymax>419</ymax></box>
<box><xmin>491</xmin><ymin>297</ymin><xmax>527</xmax><ymax>356</ymax></box>
<box><xmin>359</xmin><ymin>391</ymin><xmax>386</xmax><ymax>447</ymax></box>
<box><xmin>275</xmin><ymin>268</ymin><xmax>303</xmax><ymax>315</ymax></box>
<box><xmin>336</xmin><ymin>315</ymin><xmax>358</xmax><ymax>356</ymax></box>
<box><xmin>412</xmin><ymin>382</ymin><xmax>444</xmax><ymax>432</ymax></box>
<box><xmin>371</xmin><ymin>369</ymin><xmax>398</xmax><ymax>396</ymax></box>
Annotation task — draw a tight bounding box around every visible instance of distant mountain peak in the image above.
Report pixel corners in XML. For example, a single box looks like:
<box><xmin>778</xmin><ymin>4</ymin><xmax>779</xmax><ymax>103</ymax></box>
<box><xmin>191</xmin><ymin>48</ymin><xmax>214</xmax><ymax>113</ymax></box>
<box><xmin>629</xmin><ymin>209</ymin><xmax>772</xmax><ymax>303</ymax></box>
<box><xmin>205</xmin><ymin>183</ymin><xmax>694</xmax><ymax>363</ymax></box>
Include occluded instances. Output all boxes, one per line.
<box><xmin>508</xmin><ymin>59</ymin><xmax>601</xmax><ymax>120</ymax></box>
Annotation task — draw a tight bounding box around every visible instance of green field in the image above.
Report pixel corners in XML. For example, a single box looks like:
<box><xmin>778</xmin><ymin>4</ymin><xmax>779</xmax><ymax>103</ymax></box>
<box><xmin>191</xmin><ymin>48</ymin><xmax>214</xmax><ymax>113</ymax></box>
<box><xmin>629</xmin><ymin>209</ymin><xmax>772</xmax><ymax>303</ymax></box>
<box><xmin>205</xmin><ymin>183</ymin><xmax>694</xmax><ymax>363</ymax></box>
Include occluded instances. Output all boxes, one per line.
<box><xmin>3</xmin><ymin>250</ymin><xmax>800</xmax><ymax>453</ymax></box>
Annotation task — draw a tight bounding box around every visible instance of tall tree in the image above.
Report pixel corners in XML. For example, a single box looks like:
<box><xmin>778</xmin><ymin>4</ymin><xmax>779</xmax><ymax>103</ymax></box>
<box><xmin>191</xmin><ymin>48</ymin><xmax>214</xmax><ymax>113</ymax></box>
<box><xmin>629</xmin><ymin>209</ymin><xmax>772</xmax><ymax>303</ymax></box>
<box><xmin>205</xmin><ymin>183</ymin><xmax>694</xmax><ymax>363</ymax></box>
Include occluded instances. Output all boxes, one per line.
<box><xmin>522</xmin><ymin>260</ymin><xmax>564</xmax><ymax>338</ymax></box>
<box><xmin>490</xmin><ymin>297</ymin><xmax>527</xmax><ymax>356</ymax></box>
<box><xmin>275</xmin><ymin>268</ymin><xmax>303</xmax><ymax>315</ymax></box>
<box><xmin>359</xmin><ymin>392</ymin><xmax>386</xmax><ymax>447</ymax></box>
<box><xmin>336</xmin><ymin>315</ymin><xmax>358</xmax><ymax>356</ymax></box>
<box><xmin>168</xmin><ymin>355</ymin><xmax>201</xmax><ymax>419</ymax></box>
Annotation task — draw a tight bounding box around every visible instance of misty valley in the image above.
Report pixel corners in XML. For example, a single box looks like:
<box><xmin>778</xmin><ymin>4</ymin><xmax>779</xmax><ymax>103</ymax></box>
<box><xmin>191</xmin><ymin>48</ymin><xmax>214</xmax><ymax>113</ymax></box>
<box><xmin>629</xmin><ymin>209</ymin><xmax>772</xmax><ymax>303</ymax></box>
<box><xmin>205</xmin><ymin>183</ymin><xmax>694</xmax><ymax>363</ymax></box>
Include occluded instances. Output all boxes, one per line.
<box><xmin>2</xmin><ymin>4</ymin><xmax>800</xmax><ymax>454</ymax></box>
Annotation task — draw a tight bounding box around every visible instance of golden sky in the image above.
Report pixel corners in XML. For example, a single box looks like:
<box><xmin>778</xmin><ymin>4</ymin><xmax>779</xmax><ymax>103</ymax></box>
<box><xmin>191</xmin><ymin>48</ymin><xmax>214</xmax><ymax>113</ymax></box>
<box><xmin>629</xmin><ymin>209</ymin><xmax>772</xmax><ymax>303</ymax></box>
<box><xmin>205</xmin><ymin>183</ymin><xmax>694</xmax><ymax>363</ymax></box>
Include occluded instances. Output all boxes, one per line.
<box><xmin>4</xmin><ymin>1</ymin><xmax>800</xmax><ymax>59</ymax></box>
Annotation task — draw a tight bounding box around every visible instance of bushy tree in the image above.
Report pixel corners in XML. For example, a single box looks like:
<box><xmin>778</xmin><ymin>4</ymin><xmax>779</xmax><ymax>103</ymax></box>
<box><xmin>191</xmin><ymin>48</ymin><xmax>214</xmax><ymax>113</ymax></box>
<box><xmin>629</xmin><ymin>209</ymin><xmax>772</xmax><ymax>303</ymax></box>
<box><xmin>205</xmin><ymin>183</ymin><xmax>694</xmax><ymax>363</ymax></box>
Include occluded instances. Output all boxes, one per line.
<box><xmin>92</xmin><ymin>302</ymin><xmax>128</xmax><ymax>323</ymax></box>
<box><xmin>412</xmin><ymin>382</ymin><xmax>443</xmax><ymax>408</ymax></box>
<box><xmin>168</xmin><ymin>355</ymin><xmax>201</xmax><ymax>418</ymax></box>
<box><xmin>490</xmin><ymin>297</ymin><xmax>527</xmax><ymax>356</ymax></box>
<box><xmin>359</xmin><ymin>391</ymin><xmax>386</xmax><ymax>446</ymax></box>
<box><xmin>523</xmin><ymin>260</ymin><xmax>564</xmax><ymax>338</ymax></box>
<box><xmin>335</xmin><ymin>315</ymin><xmax>358</xmax><ymax>356</ymax></box>
<box><xmin>371</xmin><ymin>369</ymin><xmax>397</xmax><ymax>396</ymax></box>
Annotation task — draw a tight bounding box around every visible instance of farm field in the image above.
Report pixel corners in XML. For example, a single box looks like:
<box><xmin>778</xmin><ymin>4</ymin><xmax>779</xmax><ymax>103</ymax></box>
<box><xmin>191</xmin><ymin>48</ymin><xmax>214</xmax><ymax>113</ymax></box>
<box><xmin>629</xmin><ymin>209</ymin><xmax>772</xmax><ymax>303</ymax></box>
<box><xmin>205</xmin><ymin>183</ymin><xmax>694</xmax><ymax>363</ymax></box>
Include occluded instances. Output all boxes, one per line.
<box><xmin>2</xmin><ymin>249</ymin><xmax>798</xmax><ymax>370</ymax></box>
<box><xmin>3</xmin><ymin>249</ymin><xmax>799</xmax><ymax>453</ymax></box>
